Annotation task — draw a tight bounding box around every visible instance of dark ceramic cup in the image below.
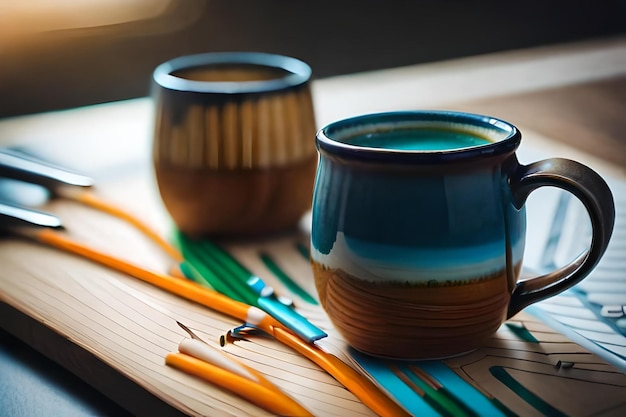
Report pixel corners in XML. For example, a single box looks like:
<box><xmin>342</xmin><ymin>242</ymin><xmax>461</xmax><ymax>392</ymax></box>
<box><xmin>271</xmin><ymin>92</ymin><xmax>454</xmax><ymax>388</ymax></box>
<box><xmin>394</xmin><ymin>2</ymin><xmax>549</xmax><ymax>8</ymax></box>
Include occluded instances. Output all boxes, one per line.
<box><xmin>152</xmin><ymin>52</ymin><xmax>317</xmax><ymax>237</ymax></box>
<box><xmin>311</xmin><ymin>111</ymin><xmax>615</xmax><ymax>360</ymax></box>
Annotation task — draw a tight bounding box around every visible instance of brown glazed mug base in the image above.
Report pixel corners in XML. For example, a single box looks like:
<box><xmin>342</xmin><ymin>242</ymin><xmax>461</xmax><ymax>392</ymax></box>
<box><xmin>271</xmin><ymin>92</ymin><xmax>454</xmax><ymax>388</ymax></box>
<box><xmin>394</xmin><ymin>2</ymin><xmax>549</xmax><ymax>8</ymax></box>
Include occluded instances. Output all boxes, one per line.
<box><xmin>154</xmin><ymin>154</ymin><xmax>317</xmax><ymax>237</ymax></box>
<box><xmin>312</xmin><ymin>261</ymin><xmax>519</xmax><ymax>360</ymax></box>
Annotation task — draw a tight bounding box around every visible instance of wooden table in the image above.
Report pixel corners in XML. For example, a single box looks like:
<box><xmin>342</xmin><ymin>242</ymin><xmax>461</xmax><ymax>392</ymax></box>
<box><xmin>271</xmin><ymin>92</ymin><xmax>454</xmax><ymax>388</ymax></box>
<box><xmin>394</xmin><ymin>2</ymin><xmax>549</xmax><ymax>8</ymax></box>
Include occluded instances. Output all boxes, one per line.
<box><xmin>1</xmin><ymin>36</ymin><xmax>625</xmax><ymax>416</ymax></box>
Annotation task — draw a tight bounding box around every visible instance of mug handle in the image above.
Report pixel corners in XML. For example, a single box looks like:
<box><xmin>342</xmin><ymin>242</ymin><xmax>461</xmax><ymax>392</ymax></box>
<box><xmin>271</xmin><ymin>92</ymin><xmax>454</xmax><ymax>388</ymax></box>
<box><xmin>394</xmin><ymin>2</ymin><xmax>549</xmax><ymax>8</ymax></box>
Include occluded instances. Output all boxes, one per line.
<box><xmin>506</xmin><ymin>157</ymin><xmax>615</xmax><ymax>318</ymax></box>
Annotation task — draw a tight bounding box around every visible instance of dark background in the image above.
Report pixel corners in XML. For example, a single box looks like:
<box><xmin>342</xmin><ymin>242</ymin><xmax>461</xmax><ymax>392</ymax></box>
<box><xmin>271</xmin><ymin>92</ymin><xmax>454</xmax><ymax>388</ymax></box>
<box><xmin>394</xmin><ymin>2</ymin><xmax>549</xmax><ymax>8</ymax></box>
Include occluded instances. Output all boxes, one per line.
<box><xmin>2</xmin><ymin>0</ymin><xmax>625</xmax><ymax>118</ymax></box>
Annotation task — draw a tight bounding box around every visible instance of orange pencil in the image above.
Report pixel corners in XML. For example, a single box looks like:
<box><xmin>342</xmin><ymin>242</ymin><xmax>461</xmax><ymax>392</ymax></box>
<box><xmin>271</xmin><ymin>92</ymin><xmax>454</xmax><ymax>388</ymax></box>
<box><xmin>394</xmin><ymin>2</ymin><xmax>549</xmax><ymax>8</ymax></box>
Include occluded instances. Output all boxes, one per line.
<box><xmin>58</xmin><ymin>188</ymin><xmax>184</xmax><ymax>262</ymax></box>
<box><xmin>166</xmin><ymin>352</ymin><xmax>313</xmax><ymax>416</ymax></box>
<box><xmin>32</xmin><ymin>228</ymin><xmax>278</xmax><ymax>330</ymax></box>
<box><xmin>24</xmin><ymin>228</ymin><xmax>410</xmax><ymax>417</ymax></box>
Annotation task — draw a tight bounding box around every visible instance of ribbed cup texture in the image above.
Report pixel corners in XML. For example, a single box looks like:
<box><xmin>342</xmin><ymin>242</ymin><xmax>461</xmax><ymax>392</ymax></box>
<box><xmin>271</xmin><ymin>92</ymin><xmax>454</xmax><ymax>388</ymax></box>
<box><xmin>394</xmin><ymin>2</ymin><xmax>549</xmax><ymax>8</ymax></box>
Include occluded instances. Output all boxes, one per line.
<box><xmin>153</xmin><ymin>87</ymin><xmax>317</xmax><ymax>170</ymax></box>
<box><xmin>312</xmin><ymin>262</ymin><xmax>514</xmax><ymax>359</ymax></box>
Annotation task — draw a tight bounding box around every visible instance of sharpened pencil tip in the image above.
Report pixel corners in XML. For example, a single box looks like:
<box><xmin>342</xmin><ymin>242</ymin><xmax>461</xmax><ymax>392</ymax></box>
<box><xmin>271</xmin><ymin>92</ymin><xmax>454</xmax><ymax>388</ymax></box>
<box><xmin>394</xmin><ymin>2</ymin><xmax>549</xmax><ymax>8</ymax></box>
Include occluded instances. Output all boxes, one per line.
<box><xmin>176</xmin><ymin>321</ymin><xmax>207</xmax><ymax>343</ymax></box>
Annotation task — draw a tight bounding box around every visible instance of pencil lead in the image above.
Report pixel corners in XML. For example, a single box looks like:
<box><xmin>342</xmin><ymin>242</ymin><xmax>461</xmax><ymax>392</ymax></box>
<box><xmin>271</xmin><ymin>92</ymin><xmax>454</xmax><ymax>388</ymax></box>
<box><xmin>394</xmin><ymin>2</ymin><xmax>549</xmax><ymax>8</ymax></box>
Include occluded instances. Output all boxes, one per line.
<box><xmin>176</xmin><ymin>321</ymin><xmax>207</xmax><ymax>343</ymax></box>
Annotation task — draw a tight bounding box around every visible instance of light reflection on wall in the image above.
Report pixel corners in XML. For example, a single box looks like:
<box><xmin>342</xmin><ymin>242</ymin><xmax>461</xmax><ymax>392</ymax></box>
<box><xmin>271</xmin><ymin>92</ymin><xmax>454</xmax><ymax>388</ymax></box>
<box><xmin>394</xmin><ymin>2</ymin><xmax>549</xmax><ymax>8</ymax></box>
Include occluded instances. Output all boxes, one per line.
<box><xmin>1</xmin><ymin>0</ymin><xmax>172</xmax><ymax>38</ymax></box>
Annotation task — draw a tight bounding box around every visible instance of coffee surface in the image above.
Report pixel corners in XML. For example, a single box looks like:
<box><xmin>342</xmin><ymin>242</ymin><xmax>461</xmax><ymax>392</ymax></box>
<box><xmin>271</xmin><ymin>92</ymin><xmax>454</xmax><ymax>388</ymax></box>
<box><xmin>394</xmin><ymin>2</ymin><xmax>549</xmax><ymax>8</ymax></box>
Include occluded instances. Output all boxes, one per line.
<box><xmin>345</xmin><ymin>128</ymin><xmax>492</xmax><ymax>151</ymax></box>
<box><xmin>172</xmin><ymin>64</ymin><xmax>290</xmax><ymax>82</ymax></box>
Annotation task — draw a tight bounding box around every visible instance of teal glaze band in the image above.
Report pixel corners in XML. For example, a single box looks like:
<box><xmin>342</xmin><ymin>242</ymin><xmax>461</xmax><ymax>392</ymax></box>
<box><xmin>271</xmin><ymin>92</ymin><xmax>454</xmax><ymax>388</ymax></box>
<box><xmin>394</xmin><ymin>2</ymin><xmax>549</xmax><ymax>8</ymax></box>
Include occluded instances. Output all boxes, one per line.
<box><xmin>153</xmin><ymin>51</ymin><xmax>312</xmax><ymax>96</ymax></box>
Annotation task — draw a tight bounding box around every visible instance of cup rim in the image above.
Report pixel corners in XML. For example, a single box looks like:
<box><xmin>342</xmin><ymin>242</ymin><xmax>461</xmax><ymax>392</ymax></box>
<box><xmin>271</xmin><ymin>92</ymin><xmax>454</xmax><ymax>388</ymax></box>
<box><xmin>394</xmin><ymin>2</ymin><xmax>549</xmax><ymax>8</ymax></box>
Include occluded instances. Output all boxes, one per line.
<box><xmin>316</xmin><ymin>111</ymin><xmax>521</xmax><ymax>163</ymax></box>
<box><xmin>153</xmin><ymin>51</ymin><xmax>312</xmax><ymax>94</ymax></box>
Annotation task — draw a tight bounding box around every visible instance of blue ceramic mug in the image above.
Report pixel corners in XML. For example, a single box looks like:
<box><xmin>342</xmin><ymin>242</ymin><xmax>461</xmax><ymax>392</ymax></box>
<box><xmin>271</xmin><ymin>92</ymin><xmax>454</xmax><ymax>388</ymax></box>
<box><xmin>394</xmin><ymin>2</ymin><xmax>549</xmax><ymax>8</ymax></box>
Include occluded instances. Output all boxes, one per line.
<box><xmin>311</xmin><ymin>111</ymin><xmax>615</xmax><ymax>359</ymax></box>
